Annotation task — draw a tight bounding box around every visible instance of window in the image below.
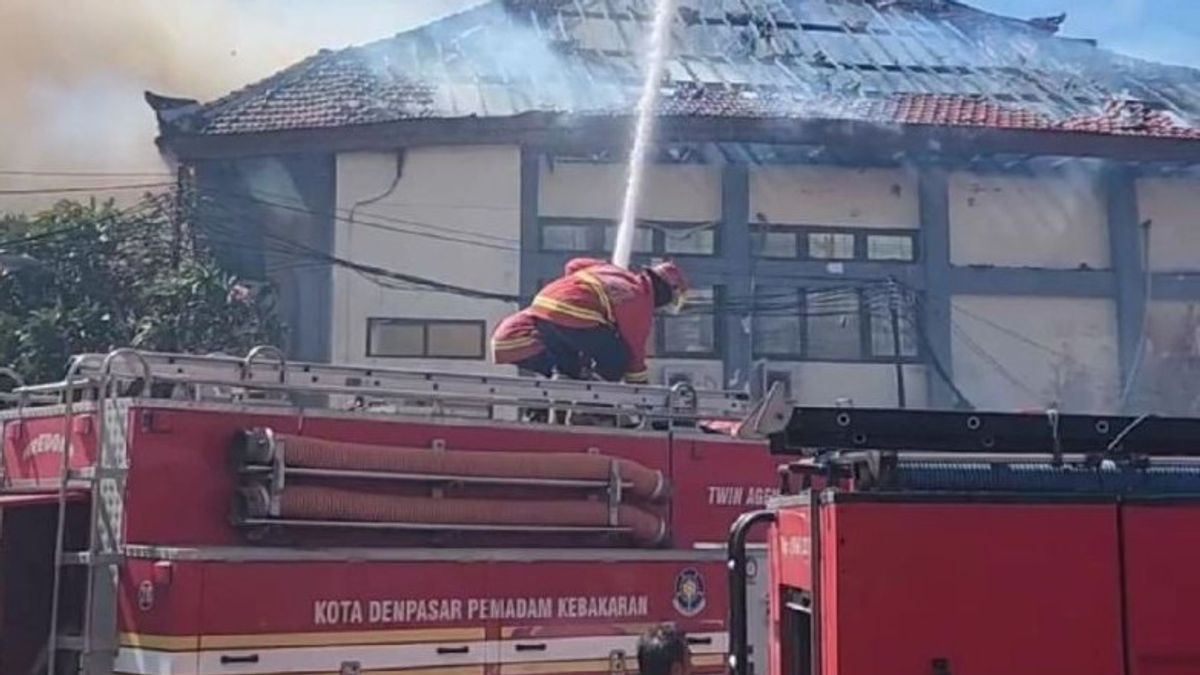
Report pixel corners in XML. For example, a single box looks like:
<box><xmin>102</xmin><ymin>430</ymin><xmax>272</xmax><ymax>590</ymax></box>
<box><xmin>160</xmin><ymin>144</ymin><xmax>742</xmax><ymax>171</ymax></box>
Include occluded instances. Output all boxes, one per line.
<box><xmin>807</xmin><ymin>232</ymin><xmax>855</xmax><ymax>260</ymax></box>
<box><xmin>867</xmin><ymin>234</ymin><xmax>916</xmax><ymax>261</ymax></box>
<box><xmin>541</xmin><ymin>223</ymin><xmax>591</xmax><ymax>251</ymax></box>
<box><xmin>602</xmin><ymin>224</ymin><xmax>654</xmax><ymax>254</ymax></box>
<box><xmin>659</xmin><ymin>287</ymin><xmax>717</xmax><ymax>356</ymax></box>
<box><xmin>663</xmin><ymin>226</ymin><xmax>716</xmax><ymax>255</ymax></box>
<box><xmin>805</xmin><ymin>289</ymin><xmax>861</xmax><ymax>360</ymax></box>
<box><xmin>753</xmin><ymin>226</ymin><xmax>917</xmax><ymax>263</ymax></box>
<box><xmin>757</xmin><ymin>231</ymin><xmax>798</xmax><ymax>259</ymax></box>
<box><xmin>367</xmin><ymin>319</ymin><xmax>485</xmax><ymax>359</ymax></box>
<box><xmin>538</xmin><ymin>218</ymin><xmax>717</xmax><ymax>256</ymax></box>
<box><xmin>754</xmin><ymin>287</ymin><xmax>803</xmax><ymax>357</ymax></box>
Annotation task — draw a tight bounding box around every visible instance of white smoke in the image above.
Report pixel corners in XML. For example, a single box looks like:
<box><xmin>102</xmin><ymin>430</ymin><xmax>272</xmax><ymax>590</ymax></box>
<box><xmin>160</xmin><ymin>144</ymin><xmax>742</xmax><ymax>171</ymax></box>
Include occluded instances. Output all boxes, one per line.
<box><xmin>0</xmin><ymin>0</ymin><xmax>481</xmax><ymax>209</ymax></box>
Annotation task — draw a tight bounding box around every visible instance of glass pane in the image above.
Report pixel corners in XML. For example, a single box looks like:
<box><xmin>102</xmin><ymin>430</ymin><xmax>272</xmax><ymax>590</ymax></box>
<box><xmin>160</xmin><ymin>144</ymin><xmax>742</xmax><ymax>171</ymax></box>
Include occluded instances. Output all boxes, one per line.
<box><xmin>868</xmin><ymin>299</ymin><xmax>918</xmax><ymax>357</ymax></box>
<box><xmin>805</xmin><ymin>289</ymin><xmax>861</xmax><ymax>359</ymax></box>
<box><xmin>663</xmin><ymin>227</ymin><xmax>716</xmax><ymax>255</ymax></box>
<box><xmin>662</xmin><ymin>288</ymin><xmax>715</xmax><ymax>354</ymax></box>
<box><xmin>542</xmin><ymin>224</ymin><xmax>591</xmax><ymax>251</ymax></box>
<box><xmin>867</xmin><ymin>234</ymin><xmax>915</xmax><ymax>261</ymax></box>
<box><xmin>428</xmin><ymin>323</ymin><xmax>484</xmax><ymax>358</ymax></box>
<box><xmin>753</xmin><ymin>287</ymin><xmax>802</xmax><ymax>356</ymax></box>
<box><xmin>756</xmin><ymin>231</ymin><xmax>797</xmax><ymax>258</ymax></box>
<box><xmin>603</xmin><ymin>224</ymin><xmax>653</xmax><ymax>253</ymax></box>
<box><xmin>807</xmin><ymin>232</ymin><xmax>855</xmax><ymax>260</ymax></box>
<box><xmin>369</xmin><ymin>321</ymin><xmax>424</xmax><ymax>357</ymax></box>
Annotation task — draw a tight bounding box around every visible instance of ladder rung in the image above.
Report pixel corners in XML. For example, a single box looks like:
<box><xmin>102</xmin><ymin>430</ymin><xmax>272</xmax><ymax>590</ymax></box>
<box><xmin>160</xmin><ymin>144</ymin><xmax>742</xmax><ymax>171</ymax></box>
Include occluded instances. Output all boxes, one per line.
<box><xmin>61</xmin><ymin>551</ymin><xmax>121</xmax><ymax>566</ymax></box>
<box><xmin>55</xmin><ymin>634</ymin><xmax>85</xmax><ymax>652</ymax></box>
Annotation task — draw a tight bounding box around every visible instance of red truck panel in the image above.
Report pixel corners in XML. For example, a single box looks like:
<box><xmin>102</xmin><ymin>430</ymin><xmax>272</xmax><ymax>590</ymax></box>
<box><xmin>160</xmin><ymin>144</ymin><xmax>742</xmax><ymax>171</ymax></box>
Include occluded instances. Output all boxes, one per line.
<box><xmin>124</xmin><ymin>408</ymin><xmax>302</xmax><ymax>545</ymax></box>
<box><xmin>2</xmin><ymin>413</ymin><xmax>99</xmax><ymax>488</ymax></box>
<box><xmin>826</xmin><ymin>501</ymin><xmax>1124</xmax><ymax>675</ymax></box>
<box><xmin>1122</xmin><ymin>504</ymin><xmax>1200</xmax><ymax>675</ymax></box>
<box><xmin>121</xmin><ymin>405</ymin><xmax>778</xmax><ymax>549</ymax></box>
<box><xmin>117</xmin><ymin>558</ymin><xmax>727</xmax><ymax>675</ymax></box>
<box><xmin>670</xmin><ymin>437</ymin><xmax>781</xmax><ymax>545</ymax></box>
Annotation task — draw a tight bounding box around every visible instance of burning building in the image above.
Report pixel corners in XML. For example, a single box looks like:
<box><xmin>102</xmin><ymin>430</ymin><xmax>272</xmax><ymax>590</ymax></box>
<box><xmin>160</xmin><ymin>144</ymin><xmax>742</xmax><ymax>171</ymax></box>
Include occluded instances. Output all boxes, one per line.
<box><xmin>148</xmin><ymin>0</ymin><xmax>1200</xmax><ymax>414</ymax></box>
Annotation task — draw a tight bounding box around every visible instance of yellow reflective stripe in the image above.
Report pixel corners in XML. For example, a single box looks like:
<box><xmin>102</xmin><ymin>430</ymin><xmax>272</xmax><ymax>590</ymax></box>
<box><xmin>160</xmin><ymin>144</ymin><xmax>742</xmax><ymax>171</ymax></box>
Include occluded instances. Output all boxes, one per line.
<box><xmin>575</xmin><ymin>271</ymin><xmax>614</xmax><ymax>323</ymax></box>
<box><xmin>532</xmin><ymin>296</ymin><xmax>607</xmax><ymax>324</ymax></box>
<box><xmin>625</xmin><ymin>369</ymin><xmax>650</xmax><ymax>383</ymax></box>
<box><xmin>492</xmin><ymin>337</ymin><xmax>539</xmax><ymax>349</ymax></box>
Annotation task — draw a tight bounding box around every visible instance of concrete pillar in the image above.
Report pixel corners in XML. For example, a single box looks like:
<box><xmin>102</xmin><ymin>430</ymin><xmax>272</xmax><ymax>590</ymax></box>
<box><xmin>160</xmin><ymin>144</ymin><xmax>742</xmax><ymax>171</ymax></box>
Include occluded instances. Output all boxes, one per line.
<box><xmin>918</xmin><ymin>166</ymin><xmax>956</xmax><ymax>408</ymax></box>
<box><xmin>721</xmin><ymin>163</ymin><xmax>752</xmax><ymax>389</ymax></box>
<box><xmin>519</xmin><ymin>148</ymin><xmax>541</xmax><ymax>307</ymax></box>
<box><xmin>1104</xmin><ymin>163</ymin><xmax>1146</xmax><ymax>411</ymax></box>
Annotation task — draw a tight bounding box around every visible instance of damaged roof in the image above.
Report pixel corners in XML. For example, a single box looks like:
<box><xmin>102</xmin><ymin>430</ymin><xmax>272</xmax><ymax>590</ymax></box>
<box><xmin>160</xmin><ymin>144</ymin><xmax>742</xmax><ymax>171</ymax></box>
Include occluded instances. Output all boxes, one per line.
<box><xmin>149</xmin><ymin>0</ymin><xmax>1200</xmax><ymax>143</ymax></box>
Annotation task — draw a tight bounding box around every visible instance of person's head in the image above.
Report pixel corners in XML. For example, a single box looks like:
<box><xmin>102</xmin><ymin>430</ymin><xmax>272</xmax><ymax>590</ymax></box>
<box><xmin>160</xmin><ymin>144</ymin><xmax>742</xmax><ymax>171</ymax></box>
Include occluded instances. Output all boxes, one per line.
<box><xmin>645</xmin><ymin>261</ymin><xmax>689</xmax><ymax>313</ymax></box>
<box><xmin>636</xmin><ymin>624</ymin><xmax>691</xmax><ymax>675</ymax></box>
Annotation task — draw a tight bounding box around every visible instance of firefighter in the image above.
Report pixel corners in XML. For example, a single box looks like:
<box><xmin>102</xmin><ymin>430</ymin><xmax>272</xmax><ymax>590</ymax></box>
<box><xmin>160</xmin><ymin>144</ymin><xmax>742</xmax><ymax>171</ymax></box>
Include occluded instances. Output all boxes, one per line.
<box><xmin>490</xmin><ymin>307</ymin><xmax>586</xmax><ymax>378</ymax></box>
<box><xmin>498</xmin><ymin>258</ymin><xmax>688</xmax><ymax>384</ymax></box>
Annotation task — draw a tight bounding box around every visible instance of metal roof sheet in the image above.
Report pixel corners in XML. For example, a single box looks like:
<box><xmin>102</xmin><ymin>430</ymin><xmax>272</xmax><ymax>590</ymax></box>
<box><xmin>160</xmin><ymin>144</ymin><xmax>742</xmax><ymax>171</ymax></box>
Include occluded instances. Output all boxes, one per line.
<box><xmin>152</xmin><ymin>0</ymin><xmax>1200</xmax><ymax>142</ymax></box>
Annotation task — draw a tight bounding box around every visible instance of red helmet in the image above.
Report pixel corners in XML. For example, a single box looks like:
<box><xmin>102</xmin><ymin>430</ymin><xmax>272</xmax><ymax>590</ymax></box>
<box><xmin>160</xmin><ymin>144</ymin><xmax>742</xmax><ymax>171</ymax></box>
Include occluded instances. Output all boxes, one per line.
<box><xmin>650</xmin><ymin>261</ymin><xmax>689</xmax><ymax>296</ymax></box>
<box><xmin>649</xmin><ymin>261</ymin><xmax>689</xmax><ymax>312</ymax></box>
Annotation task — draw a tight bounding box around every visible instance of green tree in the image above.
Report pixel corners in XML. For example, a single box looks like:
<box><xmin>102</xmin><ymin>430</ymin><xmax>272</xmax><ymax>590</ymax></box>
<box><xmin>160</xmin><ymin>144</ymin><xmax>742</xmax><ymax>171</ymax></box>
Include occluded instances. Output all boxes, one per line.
<box><xmin>0</xmin><ymin>194</ymin><xmax>284</xmax><ymax>385</ymax></box>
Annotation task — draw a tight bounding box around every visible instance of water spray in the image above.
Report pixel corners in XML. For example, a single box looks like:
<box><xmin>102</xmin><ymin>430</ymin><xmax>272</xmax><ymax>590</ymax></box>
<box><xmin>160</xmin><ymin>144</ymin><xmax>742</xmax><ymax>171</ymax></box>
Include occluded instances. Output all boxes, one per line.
<box><xmin>612</xmin><ymin>0</ymin><xmax>677</xmax><ymax>270</ymax></box>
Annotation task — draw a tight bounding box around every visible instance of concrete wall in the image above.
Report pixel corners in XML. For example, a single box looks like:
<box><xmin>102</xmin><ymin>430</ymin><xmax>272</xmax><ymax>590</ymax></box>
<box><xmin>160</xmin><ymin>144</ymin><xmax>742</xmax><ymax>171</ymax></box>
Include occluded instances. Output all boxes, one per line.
<box><xmin>950</xmin><ymin>295</ymin><xmax>1119</xmax><ymax>412</ymax></box>
<box><xmin>1135</xmin><ymin>300</ymin><xmax>1200</xmax><ymax>415</ymax></box>
<box><xmin>333</xmin><ymin>146</ymin><xmax>521</xmax><ymax>371</ymax></box>
<box><xmin>650</xmin><ymin>359</ymin><xmax>725</xmax><ymax>391</ymax></box>
<box><xmin>538</xmin><ymin>161</ymin><xmax>721</xmax><ymax>221</ymax></box>
<box><xmin>1137</xmin><ymin>177</ymin><xmax>1200</xmax><ymax>271</ymax></box>
<box><xmin>760</xmin><ymin>362</ymin><xmax>928</xmax><ymax>407</ymax></box>
<box><xmin>748</xmin><ymin>166</ymin><xmax>919</xmax><ymax>227</ymax></box>
<box><xmin>948</xmin><ymin>170</ymin><xmax>1110</xmax><ymax>269</ymax></box>
<box><xmin>194</xmin><ymin>153</ymin><xmax>335</xmax><ymax>363</ymax></box>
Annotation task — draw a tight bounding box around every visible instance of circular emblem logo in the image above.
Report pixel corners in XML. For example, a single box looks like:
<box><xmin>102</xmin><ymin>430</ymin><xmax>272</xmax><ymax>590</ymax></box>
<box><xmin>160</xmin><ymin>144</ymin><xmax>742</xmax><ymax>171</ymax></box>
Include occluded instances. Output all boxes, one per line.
<box><xmin>137</xmin><ymin>580</ymin><xmax>155</xmax><ymax>611</ymax></box>
<box><xmin>673</xmin><ymin>568</ymin><xmax>707</xmax><ymax>617</ymax></box>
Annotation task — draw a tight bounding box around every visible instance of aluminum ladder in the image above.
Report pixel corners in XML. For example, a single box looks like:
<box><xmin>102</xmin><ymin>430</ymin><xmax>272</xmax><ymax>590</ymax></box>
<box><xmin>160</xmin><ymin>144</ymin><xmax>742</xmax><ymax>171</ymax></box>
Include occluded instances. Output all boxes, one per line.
<box><xmin>66</xmin><ymin>345</ymin><xmax>753</xmax><ymax>423</ymax></box>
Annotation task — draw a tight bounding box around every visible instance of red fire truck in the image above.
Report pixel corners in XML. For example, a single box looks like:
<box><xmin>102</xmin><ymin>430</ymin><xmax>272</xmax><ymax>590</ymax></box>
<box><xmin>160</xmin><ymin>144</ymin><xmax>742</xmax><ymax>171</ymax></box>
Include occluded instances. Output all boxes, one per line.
<box><xmin>0</xmin><ymin>347</ymin><xmax>783</xmax><ymax>675</ymax></box>
<box><xmin>725</xmin><ymin>404</ymin><xmax>1200</xmax><ymax>675</ymax></box>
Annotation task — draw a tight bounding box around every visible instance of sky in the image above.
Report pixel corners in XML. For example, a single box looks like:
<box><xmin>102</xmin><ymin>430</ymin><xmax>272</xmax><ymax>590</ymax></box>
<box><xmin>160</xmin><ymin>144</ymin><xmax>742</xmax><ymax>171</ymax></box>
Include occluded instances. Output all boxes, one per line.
<box><xmin>971</xmin><ymin>0</ymin><xmax>1200</xmax><ymax>68</ymax></box>
<box><xmin>0</xmin><ymin>0</ymin><xmax>1197</xmax><ymax>213</ymax></box>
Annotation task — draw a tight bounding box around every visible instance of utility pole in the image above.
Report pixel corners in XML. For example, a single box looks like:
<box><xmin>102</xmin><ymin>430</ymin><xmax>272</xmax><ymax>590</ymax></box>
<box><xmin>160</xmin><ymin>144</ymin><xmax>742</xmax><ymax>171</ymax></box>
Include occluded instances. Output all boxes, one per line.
<box><xmin>888</xmin><ymin>277</ymin><xmax>907</xmax><ymax>408</ymax></box>
<box><xmin>171</xmin><ymin>164</ymin><xmax>188</xmax><ymax>267</ymax></box>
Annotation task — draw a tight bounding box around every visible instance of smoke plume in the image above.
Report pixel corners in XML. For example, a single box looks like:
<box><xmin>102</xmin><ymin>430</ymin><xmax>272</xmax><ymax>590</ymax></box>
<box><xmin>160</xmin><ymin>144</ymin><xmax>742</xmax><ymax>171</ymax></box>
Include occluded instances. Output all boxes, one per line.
<box><xmin>0</xmin><ymin>0</ymin><xmax>480</xmax><ymax>209</ymax></box>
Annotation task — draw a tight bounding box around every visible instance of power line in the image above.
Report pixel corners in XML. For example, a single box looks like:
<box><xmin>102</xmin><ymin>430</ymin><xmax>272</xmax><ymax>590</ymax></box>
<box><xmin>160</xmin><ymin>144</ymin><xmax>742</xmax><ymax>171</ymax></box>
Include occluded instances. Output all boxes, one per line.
<box><xmin>0</xmin><ymin>170</ymin><xmax>171</xmax><ymax>178</ymax></box>
<box><xmin>196</xmin><ymin>206</ymin><xmax>520</xmax><ymax>303</ymax></box>
<box><xmin>0</xmin><ymin>182</ymin><xmax>173</xmax><ymax>196</ymax></box>
<box><xmin>196</xmin><ymin>187</ymin><xmax>520</xmax><ymax>251</ymax></box>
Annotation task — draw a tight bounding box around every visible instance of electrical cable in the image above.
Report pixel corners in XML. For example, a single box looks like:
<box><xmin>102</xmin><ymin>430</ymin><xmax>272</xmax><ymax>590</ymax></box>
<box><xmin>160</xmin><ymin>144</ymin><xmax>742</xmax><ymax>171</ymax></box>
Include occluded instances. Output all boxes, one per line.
<box><xmin>0</xmin><ymin>182</ymin><xmax>173</xmax><ymax>195</ymax></box>
<box><xmin>1119</xmin><ymin>220</ymin><xmax>1154</xmax><ymax>410</ymax></box>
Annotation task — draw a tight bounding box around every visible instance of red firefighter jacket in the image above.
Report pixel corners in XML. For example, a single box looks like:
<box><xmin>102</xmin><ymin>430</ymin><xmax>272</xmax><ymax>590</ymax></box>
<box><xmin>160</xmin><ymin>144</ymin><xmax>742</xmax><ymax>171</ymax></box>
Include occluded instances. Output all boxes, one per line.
<box><xmin>528</xmin><ymin>258</ymin><xmax>653</xmax><ymax>383</ymax></box>
<box><xmin>491</xmin><ymin>309</ymin><xmax>544</xmax><ymax>364</ymax></box>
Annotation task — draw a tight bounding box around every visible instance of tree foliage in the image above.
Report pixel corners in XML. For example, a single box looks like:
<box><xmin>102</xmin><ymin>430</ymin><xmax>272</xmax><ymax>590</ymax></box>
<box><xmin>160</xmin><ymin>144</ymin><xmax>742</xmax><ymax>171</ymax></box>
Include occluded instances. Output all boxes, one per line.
<box><xmin>0</xmin><ymin>195</ymin><xmax>284</xmax><ymax>385</ymax></box>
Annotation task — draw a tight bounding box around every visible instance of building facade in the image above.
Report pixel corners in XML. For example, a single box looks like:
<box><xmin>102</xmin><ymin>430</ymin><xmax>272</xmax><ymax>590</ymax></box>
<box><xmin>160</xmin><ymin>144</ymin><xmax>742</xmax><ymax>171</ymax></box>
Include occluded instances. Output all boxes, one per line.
<box><xmin>149</xmin><ymin>0</ymin><xmax>1200</xmax><ymax>414</ymax></box>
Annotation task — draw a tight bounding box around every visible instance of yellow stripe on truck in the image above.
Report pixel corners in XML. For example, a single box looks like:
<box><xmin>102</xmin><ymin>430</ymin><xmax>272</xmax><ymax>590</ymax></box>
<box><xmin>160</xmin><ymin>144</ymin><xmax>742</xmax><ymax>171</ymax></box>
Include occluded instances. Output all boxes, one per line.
<box><xmin>199</xmin><ymin>626</ymin><xmax>485</xmax><ymax>649</ymax></box>
<box><xmin>120</xmin><ymin>627</ymin><xmax>484</xmax><ymax>652</ymax></box>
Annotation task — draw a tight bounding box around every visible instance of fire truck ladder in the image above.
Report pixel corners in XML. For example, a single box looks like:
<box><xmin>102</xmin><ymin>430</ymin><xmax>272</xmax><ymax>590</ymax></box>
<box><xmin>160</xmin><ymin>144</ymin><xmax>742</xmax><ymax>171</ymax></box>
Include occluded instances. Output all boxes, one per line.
<box><xmin>19</xmin><ymin>350</ymin><xmax>153</xmax><ymax>675</ymax></box>
<box><xmin>64</xmin><ymin>345</ymin><xmax>754</xmax><ymax>423</ymax></box>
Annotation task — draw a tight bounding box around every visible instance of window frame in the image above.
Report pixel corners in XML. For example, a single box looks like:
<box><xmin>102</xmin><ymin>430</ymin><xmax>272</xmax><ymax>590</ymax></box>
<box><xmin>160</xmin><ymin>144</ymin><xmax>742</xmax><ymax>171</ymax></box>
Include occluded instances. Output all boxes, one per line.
<box><xmin>538</xmin><ymin>217</ymin><xmax>720</xmax><ymax>257</ymax></box>
<box><xmin>365</xmin><ymin>318</ymin><xmax>487</xmax><ymax>360</ymax></box>
<box><xmin>655</xmin><ymin>286</ymin><xmax>722</xmax><ymax>359</ymax></box>
<box><xmin>750</xmin><ymin>285</ymin><xmax>922</xmax><ymax>364</ymax></box>
<box><xmin>751</xmin><ymin>225</ymin><xmax>919</xmax><ymax>263</ymax></box>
